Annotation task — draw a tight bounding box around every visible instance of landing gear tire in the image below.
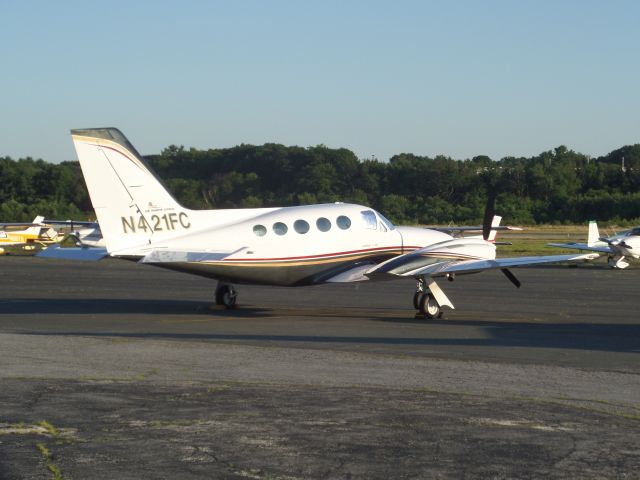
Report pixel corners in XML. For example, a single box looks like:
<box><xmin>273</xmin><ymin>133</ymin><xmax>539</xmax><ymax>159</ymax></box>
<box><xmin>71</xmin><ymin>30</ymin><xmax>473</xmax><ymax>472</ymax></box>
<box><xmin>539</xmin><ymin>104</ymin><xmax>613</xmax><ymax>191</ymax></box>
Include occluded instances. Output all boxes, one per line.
<box><xmin>419</xmin><ymin>293</ymin><xmax>441</xmax><ymax>319</ymax></box>
<box><xmin>413</xmin><ymin>291</ymin><xmax>421</xmax><ymax>310</ymax></box>
<box><xmin>215</xmin><ymin>284</ymin><xmax>237</xmax><ymax>309</ymax></box>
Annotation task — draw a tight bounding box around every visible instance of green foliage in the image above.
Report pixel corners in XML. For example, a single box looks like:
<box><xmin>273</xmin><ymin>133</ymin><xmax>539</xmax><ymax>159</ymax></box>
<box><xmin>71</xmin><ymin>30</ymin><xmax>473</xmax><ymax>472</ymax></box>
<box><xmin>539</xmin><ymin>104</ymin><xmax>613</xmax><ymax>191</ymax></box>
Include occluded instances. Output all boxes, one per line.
<box><xmin>1</xmin><ymin>142</ymin><xmax>640</xmax><ymax>225</ymax></box>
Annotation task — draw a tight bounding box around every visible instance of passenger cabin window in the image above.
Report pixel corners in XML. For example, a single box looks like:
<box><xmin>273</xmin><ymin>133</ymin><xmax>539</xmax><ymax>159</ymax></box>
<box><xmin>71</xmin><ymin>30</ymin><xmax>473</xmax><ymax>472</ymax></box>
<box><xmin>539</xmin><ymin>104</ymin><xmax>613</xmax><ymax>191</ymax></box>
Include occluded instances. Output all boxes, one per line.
<box><xmin>294</xmin><ymin>219</ymin><xmax>310</xmax><ymax>234</ymax></box>
<box><xmin>316</xmin><ymin>217</ymin><xmax>331</xmax><ymax>232</ymax></box>
<box><xmin>273</xmin><ymin>222</ymin><xmax>288</xmax><ymax>235</ymax></box>
<box><xmin>253</xmin><ymin>225</ymin><xmax>267</xmax><ymax>237</ymax></box>
<box><xmin>337</xmin><ymin>215</ymin><xmax>351</xmax><ymax>230</ymax></box>
<box><xmin>361</xmin><ymin>210</ymin><xmax>377</xmax><ymax>230</ymax></box>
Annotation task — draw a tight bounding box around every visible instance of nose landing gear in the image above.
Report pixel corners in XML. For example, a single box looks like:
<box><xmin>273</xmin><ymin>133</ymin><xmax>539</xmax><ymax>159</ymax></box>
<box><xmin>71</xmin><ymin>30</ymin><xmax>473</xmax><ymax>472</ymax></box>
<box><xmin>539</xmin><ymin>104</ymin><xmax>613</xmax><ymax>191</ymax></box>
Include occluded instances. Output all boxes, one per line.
<box><xmin>413</xmin><ymin>277</ymin><xmax>453</xmax><ymax>319</ymax></box>
<box><xmin>418</xmin><ymin>292</ymin><xmax>442</xmax><ymax>319</ymax></box>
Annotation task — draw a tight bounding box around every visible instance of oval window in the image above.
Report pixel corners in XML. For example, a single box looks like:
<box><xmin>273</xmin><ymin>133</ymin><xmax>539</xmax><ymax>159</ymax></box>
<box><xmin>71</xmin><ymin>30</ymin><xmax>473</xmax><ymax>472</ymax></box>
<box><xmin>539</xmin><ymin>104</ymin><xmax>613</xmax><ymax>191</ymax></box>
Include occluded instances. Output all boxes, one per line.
<box><xmin>316</xmin><ymin>217</ymin><xmax>331</xmax><ymax>232</ymax></box>
<box><xmin>337</xmin><ymin>215</ymin><xmax>351</xmax><ymax>230</ymax></box>
<box><xmin>273</xmin><ymin>222</ymin><xmax>288</xmax><ymax>235</ymax></box>
<box><xmin>294</xmin><ymin>219</ymin><xmax>310</xmax><ymax>234</ymax></box>
<box><xmin>253</xmin><ymin>225</ymin><xmax>267</xmax><ymax>237</ymax></box>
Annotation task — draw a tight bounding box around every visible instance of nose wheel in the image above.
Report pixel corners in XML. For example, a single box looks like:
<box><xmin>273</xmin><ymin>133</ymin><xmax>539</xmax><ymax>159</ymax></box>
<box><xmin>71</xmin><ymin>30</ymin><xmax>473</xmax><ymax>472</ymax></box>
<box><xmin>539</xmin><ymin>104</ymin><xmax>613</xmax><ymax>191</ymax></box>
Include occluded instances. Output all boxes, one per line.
<box><xmin>215</xmin><ymin>283</ymin><xmax>237</xmax><ymax>309</ymax></box>
<box><xmin>414</xmin><ymin>279</ymin><xmax>443</xmax><ymax>319</ymax></box>
<box><xmin>417</xmin><ymin>293</ymin><xmax>442</xmax><ymax>319</ymax></box>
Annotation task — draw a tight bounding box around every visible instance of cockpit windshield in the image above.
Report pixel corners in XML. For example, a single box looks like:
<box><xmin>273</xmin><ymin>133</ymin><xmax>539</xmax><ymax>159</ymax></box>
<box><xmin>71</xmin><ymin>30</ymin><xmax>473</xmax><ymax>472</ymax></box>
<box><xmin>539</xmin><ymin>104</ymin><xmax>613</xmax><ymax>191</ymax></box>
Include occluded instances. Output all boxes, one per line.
<box><xmin>360</xmin><ymin>209</ymin><xmax>396</xmax><ymax>232</ymax></box>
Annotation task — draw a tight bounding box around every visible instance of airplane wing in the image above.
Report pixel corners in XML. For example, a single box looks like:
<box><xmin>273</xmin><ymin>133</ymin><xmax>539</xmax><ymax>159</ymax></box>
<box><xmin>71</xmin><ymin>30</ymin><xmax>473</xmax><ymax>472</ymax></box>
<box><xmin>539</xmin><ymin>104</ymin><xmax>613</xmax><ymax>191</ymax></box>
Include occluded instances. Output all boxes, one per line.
<box><xmin>325</xmin><ymin>264</ymin><xmax>379</xmax><ymax>283</ymax></box>
<box><xmin>546</xmin><ymin>242</ymin><xmax>614</xmax><ymax>254</ymax></box>
<box><xmin>367</xmin><ymin>252</ymin><xmax>599</xmax><ymax>279</ymax></box>
<box><xmin>0</xmin><ymin>222</ymin><xmax>42</xmax><ymax>228</ymax></box>
<box><xmin>44</xmin><ymin>219</ymin><xmax>97</xmax><ymax>225</ymax></box>
<box><xmin>44</xmin><ymin>219</ymin><xmax>99</xmax><ymax>228</ymax></box>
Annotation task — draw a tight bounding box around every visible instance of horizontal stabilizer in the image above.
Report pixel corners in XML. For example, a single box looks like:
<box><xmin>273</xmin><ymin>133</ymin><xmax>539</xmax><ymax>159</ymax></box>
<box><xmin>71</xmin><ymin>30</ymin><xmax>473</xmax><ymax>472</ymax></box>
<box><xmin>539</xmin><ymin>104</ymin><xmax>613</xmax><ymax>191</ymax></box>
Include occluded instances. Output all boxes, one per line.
<box><xmin>140</xmin><ymin>249</ymin><xmax>235</xmax><ymax>264</ymax></box>
<box><xmin>38</xmin><ymin>244</ymin><xmax>108</xmax><ymax>261</ymax></box>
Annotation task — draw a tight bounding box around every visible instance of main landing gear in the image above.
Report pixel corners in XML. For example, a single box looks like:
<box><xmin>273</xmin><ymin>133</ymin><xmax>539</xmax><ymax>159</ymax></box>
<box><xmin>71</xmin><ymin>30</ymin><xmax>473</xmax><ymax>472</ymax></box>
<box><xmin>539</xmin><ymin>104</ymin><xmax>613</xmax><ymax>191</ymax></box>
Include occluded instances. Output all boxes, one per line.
<box><xmin>215</xmin><ymin>282</ymin><xmax>237</xmax><ymax>309</ymax></box>
<box><xmin>608</xmin><ymin>255</ymin><xmax>630</xmax><ymax>269</ymax></box>
<box><xmin>413</xmin><ymin>277</ymin><xmax>456</xmax><ymax>319</ymax></box>
<box><xmin>413</xmin><ymin>278</ymin><xmax>443</xmax><ymax>319</ymax></box>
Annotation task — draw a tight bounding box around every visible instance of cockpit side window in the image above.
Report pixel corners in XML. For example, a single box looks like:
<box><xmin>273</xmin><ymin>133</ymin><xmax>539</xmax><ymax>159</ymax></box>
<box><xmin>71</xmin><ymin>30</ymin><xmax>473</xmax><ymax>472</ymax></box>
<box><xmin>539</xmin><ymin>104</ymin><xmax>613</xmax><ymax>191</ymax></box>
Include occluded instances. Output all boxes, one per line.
<box><xmin>360</xmin><ymin>210</ymin><xmax>377</xmax><ymax>230</ymax></box>
<box><xmin>377</xmin><ymin>212</ymin><xmax>396</xmax><ymax>231</ymax></box>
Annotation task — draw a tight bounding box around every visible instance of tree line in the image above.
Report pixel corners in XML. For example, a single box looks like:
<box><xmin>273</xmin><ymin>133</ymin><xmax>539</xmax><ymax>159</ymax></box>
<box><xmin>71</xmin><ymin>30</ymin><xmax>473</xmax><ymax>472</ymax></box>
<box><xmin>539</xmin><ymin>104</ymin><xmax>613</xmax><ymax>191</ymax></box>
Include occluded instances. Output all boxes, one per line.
<box><xmin>1</xmin><ymin>143</ymin><xmax>639</xmax><ymax>225</ymax></box>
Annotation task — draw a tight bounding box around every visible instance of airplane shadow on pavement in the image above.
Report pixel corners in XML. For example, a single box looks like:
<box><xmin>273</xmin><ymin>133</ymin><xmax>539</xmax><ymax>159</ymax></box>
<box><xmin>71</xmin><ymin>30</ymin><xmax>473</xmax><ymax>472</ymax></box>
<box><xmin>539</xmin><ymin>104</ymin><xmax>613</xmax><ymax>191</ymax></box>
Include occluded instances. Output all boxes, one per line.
<box><xmin>3</xmin><ymin>297</ymin><xmax>640</xmax><ymax>354</ymax></box>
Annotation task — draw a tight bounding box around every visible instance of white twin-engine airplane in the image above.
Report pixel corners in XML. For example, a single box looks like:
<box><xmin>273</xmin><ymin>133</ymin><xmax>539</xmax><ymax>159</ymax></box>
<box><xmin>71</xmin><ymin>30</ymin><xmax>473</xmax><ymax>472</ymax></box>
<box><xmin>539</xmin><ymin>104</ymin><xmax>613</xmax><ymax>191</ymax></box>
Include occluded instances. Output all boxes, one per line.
<box><xmin>548</xmin><ymin>220</ymin><xmax>640</xmax><ymax>269</ymax></box>
<box><xmin>48</xmin><ymin>128</ymin><xmax>598</xmax><ymax>318</ymax></box>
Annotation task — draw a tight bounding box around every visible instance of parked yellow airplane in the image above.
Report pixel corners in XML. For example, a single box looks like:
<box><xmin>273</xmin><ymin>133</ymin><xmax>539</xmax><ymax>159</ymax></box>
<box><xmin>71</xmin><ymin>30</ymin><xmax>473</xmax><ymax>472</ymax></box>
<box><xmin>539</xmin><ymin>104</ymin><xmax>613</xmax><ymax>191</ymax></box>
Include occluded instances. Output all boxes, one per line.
<box><xmin>0</xmin><ymin>216</ymin><xmax>58</xmax><ymax>254</ymax></box>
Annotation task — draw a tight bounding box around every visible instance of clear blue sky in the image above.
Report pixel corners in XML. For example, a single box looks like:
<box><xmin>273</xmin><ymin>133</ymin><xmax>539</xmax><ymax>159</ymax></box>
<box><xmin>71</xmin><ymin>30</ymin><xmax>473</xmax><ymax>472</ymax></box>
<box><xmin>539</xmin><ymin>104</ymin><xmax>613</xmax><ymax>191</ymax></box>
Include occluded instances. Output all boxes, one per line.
<box><xmin>1</xmin><ymin>0</ymin><xmax>639</xmax><ymax>163</ymax></box>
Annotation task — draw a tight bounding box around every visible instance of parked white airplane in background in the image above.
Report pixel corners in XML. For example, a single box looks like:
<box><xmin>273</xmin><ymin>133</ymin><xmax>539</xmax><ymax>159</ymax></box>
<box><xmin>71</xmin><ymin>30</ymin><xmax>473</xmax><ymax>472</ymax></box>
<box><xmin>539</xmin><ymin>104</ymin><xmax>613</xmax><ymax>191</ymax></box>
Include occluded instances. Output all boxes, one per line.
<box><xmin>41</xmin><ymin>128</ymin><xmax>598</xmax><ymax>318</ymax></box>
<box><xmin>548</xmin><ymin>221</ymin><xmax>640</xmax><ymax>269</ymax></box>
<box><xmin>44</xmin><ymin>219</ymin><xmax>105</xmax><ymax>248</ymax></box>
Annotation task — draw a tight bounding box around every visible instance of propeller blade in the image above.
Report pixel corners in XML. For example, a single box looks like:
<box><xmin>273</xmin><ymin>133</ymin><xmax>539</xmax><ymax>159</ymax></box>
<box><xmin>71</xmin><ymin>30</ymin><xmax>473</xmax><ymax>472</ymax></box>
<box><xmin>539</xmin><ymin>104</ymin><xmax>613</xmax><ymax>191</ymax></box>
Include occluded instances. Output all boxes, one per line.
<box><xmin>482</xmin><ymin>191</ymin><xmax>497</xmax><ymax>241</ymax></box>
<box><xmin>501</xmin><ymin>268</ymin><xmax>521</xmax><ymax>288</ymax></box>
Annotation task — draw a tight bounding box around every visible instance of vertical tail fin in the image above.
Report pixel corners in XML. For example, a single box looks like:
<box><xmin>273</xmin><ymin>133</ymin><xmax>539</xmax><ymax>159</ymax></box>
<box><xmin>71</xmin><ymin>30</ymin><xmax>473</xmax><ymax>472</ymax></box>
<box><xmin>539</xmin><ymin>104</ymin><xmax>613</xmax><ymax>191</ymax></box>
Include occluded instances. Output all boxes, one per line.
<box><xmin>587</xmin><ymin>220</ymin><xmax>599</xmax><ymax>246</ymax></box>
<box><xmin>70</xmin><ymin>128</ymin><xmax>193</xmax><ymax>254</ymax></box>
<box><xmin>25</xmin><ymin>216</ymin><xmax>45</xmax><ymax>235</ymax></box>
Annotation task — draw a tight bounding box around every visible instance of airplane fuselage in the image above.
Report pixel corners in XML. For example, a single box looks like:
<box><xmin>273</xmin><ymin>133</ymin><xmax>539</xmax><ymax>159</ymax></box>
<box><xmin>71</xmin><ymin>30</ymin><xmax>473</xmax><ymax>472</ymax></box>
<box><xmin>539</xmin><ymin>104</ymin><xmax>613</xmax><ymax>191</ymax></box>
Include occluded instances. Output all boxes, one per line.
<box><xmin>130</xmin><ymin>203</ymin><xmax>454</xmax><ymax>286</ymax></box>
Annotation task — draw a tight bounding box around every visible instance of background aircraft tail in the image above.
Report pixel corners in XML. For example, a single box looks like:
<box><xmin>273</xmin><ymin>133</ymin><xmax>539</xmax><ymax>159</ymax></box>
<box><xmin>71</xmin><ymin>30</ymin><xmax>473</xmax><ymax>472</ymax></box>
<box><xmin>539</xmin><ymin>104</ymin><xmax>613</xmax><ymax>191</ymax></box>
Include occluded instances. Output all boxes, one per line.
<box><xmin>25</xmin><ymin>216</ymin><xmax>45</xmax><ymax>235</ymax></box>
<box><xmin>487</xmin><ymin>215</ymin><xmax>502</xmax><ymax>242</ymax></box>
<box><xmin>587</xmin><ymin>220</ymin><xmax>600</xmax><ymax>246</ymax></box>
<box><xmin>71</xmin><ymin>128</ymin><xmax>195</xmax><ymax>254</ymax></box>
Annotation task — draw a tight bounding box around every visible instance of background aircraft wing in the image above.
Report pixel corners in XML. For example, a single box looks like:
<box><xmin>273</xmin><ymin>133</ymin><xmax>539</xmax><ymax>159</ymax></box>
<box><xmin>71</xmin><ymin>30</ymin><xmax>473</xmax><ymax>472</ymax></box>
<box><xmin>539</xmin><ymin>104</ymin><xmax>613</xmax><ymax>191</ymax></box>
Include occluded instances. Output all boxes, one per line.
<box><xmin>431</xmin><ymin>226</ymin><xmax>522</xmax><ymax>234</ymax></box>
<box><xmin>547</xmin><ymin>242</ymin><xmax>614</xmax><ymax>254</ymax></box>
<box><xmin>44</xmin><ymin>219</ymin><xmax>99</xmax><ymax>228</ymax></box>
<box><xmin>0</xmin><ymin>222</ymin><xmax>42</xmax><ymax>228</ymax></box>
<box><xmin>38</xmin><ymin>245</ymin><xmax>109</xmax><ymax>261</ymax></box>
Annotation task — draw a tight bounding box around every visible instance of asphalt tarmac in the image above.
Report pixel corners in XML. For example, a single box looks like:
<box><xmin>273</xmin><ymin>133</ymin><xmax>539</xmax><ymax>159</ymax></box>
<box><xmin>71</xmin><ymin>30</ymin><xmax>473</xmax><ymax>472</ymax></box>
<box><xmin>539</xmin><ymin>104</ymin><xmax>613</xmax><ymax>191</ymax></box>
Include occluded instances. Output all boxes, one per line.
<box><xmin>1</xmin><ymin>256</ymin><xmax>639</xmax><ymax>479</ymax></box>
